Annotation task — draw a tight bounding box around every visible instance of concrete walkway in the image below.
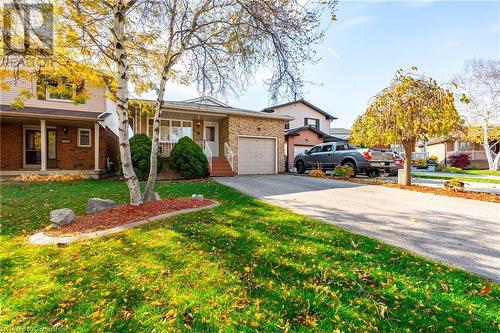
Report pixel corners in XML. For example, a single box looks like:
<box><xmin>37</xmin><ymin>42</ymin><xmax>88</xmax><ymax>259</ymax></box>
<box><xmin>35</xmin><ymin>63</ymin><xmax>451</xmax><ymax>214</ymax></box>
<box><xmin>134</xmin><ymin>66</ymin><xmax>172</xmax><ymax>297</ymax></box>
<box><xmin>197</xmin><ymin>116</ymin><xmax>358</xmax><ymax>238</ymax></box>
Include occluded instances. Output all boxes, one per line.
<box><xmin>215</xmin><ymin>175</ymin><xmax>500</xmax><ymax>281</ymax></box>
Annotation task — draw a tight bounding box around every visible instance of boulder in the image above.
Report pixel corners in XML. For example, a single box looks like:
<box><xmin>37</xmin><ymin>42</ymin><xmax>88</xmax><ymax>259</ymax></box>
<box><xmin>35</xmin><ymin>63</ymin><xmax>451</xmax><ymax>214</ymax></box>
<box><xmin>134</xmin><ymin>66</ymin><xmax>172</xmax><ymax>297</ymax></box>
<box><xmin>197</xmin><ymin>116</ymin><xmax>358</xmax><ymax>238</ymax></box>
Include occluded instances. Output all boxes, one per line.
<box><xmin>191</xmin><ymin>194</ymin><xmax>204</xmax><ymax>201</ymax></box>
<box><xmin>86</xmin><ymin>198</ymin><xmax>116</xmax><ymax>214</ymax></box>
<box><xmin>50</xmin><ymin>208</ymin><xmax>76</xmax><ymax>227</ymax></box>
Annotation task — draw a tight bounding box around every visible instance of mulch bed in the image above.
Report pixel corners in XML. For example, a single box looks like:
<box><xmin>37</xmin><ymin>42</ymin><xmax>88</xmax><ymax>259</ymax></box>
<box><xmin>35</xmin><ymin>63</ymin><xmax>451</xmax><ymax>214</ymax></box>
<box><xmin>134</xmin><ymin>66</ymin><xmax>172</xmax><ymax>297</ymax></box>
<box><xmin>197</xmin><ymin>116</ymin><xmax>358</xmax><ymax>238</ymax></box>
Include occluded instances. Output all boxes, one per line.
<box><xmin>47</xmin><ymin>198</ymin><xmax>215</xmax><ymax>236</ymax></box>
<box><xmin>329</xmin><ymin>176</ymin><xmax>500</xmax><ymax>203</ymax></box>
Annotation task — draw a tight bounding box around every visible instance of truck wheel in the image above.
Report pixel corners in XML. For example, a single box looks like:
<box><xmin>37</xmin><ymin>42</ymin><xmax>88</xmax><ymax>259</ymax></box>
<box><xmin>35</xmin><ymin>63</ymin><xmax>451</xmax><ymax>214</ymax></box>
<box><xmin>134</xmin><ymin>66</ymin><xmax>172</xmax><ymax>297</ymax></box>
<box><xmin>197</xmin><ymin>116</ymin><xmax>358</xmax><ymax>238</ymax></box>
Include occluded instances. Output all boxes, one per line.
<box><xmin>296</xmin><ymin>161</ymin><xmax>306</xmax><ymax>174</ymax></box>
<box><xmin>342</xmin><ymin>161</ymin><xmax>356</xmax><ymax>177</ymax></box>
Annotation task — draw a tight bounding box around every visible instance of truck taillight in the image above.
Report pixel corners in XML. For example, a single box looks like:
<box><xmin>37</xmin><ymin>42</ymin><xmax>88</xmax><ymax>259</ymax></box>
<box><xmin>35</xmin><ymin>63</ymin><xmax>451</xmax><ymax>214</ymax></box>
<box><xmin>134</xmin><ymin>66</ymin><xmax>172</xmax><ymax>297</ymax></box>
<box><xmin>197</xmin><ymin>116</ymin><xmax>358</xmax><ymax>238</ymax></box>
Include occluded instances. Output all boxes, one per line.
<box><xmin>393</xmin><ymin>156</ymin><xmax>403</xmax><ymax>166</ymax></box>
<box><xmin>363</xmin><ymin>151</ymin><xmax>372</xmax><ymax>160</ymax></box>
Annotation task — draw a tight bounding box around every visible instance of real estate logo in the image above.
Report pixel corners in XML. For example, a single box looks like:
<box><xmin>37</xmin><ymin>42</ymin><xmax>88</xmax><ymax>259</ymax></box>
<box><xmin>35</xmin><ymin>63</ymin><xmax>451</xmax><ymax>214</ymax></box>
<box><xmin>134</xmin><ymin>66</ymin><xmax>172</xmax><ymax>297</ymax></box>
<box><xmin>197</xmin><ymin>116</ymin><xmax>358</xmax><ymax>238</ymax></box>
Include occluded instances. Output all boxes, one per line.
<box><xmin>1</xmin><ymin>1</ymin><xmax>54</xmax><ymax>68</ymax></box>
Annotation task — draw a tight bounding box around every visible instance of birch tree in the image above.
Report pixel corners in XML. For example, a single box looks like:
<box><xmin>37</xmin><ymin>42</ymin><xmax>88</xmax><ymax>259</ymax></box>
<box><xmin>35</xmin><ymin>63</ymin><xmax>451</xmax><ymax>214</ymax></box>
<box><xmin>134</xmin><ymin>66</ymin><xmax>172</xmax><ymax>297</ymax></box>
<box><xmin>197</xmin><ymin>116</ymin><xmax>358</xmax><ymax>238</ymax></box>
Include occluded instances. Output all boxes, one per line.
<box><xmin>454</xmin><ymin>59</ymin><xmax>500</xmax><ymax>170</ymax></box>
<box><xmin>140</xmin><ymin>0</ymin><xmax>328</xmax><ymax>200</ymax></box>
<box><xmin>350</xmin><ymin>69</ymin><xmax>460</xmax><ymax>185</ymax></box>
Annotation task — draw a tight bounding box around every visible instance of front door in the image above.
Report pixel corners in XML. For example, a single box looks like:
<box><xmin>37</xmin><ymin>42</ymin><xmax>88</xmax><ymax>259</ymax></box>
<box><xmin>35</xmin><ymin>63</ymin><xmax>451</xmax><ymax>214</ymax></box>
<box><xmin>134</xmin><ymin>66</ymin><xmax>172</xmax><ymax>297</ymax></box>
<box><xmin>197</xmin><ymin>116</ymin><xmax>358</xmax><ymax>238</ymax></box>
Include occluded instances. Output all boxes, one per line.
<box><xmin>24</xmin><ymin>128</ymin><xmax>57</xmax><ymax>168</ymax></box>
<box><xmin>204</xmin><ymin>121</ymin><xmax>219</xmax><ymax>157</ymax></box>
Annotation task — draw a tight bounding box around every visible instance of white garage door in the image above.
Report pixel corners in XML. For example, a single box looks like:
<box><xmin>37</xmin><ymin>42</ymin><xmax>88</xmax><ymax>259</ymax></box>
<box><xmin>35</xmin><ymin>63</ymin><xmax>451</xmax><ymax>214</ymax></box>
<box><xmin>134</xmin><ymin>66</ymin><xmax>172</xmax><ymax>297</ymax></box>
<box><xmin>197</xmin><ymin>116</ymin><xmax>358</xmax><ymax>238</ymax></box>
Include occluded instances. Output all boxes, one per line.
<box><xmin>238</xmin><ymin>137</ymin><xmax>276</xmax><ymax>175</ymax></box>
<box><xmin>294</xmin><ymin>145</ymin><xmax>314</xmax><ymax>157</ymax></box>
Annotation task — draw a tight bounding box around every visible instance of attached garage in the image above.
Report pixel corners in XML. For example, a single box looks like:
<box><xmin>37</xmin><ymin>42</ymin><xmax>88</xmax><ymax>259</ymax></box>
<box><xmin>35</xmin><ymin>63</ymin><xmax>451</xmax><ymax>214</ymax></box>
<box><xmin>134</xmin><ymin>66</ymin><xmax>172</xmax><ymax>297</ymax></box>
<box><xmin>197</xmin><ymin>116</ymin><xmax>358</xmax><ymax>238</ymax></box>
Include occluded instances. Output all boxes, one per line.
<box><xmin>238</xmin><ymin>136</ymin><xmax>277</xmax><ymax>175</ymax></box>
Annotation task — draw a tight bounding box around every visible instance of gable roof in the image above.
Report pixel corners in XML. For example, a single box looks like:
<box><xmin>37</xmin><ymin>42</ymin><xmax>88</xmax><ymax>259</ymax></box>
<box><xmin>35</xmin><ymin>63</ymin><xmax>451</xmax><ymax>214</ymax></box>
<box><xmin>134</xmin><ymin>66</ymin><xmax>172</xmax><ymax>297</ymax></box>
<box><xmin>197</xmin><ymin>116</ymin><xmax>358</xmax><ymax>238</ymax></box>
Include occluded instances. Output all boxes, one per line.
<box><xmin>285</xmin><ymin>125</ymin><xmax>332</xmax><ymax>138</ymax></box>
<box><xmin>183</xmin><ymin>96</ymin><xmax>230</xmax><ymax>108</ymax></box>
<box><xmin>262</xmin><ymin>99</ymin><xmax>337</xmax><ymax>120</ymax></box>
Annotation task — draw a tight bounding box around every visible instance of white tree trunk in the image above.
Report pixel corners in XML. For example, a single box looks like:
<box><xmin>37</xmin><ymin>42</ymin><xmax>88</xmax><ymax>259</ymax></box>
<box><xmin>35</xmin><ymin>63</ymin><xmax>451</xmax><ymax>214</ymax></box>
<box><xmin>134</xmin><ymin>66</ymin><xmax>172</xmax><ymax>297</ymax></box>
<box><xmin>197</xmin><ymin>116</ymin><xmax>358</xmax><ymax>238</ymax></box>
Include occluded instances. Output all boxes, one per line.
<box><xmin>143</xmin><ymin>74</ymin><xmax>168</xmax><ymax>201</ymax></box>
<box><xmin>113</xmin><ymin>0</ymin><xmax>143</xmax><ymax>205</ymax></box>
<box><xmin>482</xmin><ymin>122</ymin><xmax>496</xmax><ymax>170</ymax></box>
<box><xmin>492</xmin><ymin>152</ymin><xmax>500</xmax><ymax>171</ymax></box>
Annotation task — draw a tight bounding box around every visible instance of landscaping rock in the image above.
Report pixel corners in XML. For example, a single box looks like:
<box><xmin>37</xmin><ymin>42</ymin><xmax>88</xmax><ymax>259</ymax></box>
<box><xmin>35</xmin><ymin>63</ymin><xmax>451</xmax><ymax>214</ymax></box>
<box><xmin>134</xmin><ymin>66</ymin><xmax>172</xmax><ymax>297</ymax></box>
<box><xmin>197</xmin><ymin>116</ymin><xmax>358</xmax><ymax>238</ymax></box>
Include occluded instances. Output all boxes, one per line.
<box><xmin>191</xmin><ymin>194</ymin><xmax>204</xmax><ymax>201</ymax></box>
<box><xmin>50</xmin><ymin>208</ymin><xmax>76</xmax><ymax>227</ymax></box>
<box><xmin>86</xmin><ymin>198</ymin><xmax>116</xmax><ymax>214</ymax></box>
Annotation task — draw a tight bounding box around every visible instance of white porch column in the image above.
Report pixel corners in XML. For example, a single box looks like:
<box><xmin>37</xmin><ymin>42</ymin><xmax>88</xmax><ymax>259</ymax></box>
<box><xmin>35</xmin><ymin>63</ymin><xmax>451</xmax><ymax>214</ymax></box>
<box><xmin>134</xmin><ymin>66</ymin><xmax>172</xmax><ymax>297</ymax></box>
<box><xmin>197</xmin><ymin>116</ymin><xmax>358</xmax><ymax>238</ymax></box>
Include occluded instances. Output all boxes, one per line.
<box><xmin>94</xmin><ymin>122</ymin><xmax>100</xmax><ymax>171</ymax></box>
<box><xmin>40</xmin><ymin>119</ymin><xmax>47</xmax><ymax>171</ymax></box>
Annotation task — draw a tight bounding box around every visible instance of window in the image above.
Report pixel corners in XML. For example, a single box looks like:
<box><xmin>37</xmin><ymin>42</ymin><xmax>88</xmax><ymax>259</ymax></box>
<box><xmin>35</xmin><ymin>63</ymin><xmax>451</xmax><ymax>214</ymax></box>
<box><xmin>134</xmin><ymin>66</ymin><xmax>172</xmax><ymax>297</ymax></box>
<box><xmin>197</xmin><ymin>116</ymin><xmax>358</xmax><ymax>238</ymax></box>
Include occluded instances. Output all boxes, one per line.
<box><xmin>170</xmin><ymin>120</ymin><xmax>182</xmax><ymax>142</ymax></box>
<box><xmin>182</xmin><ymin>121</ymin><xmax>192</xmax><ymax>138</ymax></box>
<box><xmin>160</xmin><ymin>120</ymin><xmax>170</xmax><ymax>141</ymax></box>
<box><xmin>309</xmin><ymin>145</ymin><xmax>321</xmax><ymax>154</ymax></box>
<box><xmin>46</xmin><ymin>84</ymin><xmax>73</xmax><ymax>101</ymax></box>
<box><xmin>304</xmin><ymin>118</ymin><xmax>319</xmax><ymax>129</ymax></box>
<box><xmin>335</xmin><ymin>143</ymin><xmax>348</xmax><ymax>151</ymax></box>
<box><xmin>456</xmin><ymin>141</ymin><xmax>481</xmax><ymax>151</ymax></box>
<box><xmin>205</xmin><ymin>126</ymin><xmax>215</xmax><ymax>141</ymax></box>
<box><xmin>321</xmin><ymin>144</ymin><xmax>333</xmax><ymax>152</ymax></box>
<box><xmin>284</xmin><ymin>122</ymin><xmax>290</xmax><ymax>130</ymax></box>
<box><xmin>148</xmin><ymin>118</ymin><xmax>193</xmax><ymax>142</ymax></box>
<box><xmin>78</xmin><ymin>128</ymin><xmax>91</xmax><ymax>147</ymax></box>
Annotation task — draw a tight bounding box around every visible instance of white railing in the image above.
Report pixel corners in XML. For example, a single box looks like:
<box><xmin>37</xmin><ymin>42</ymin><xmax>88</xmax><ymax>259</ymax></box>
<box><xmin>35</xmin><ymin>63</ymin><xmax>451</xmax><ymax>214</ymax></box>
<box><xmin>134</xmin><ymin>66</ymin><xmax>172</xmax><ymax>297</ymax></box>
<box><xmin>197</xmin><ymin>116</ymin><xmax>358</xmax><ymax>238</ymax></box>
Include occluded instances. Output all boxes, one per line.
<box><xmin>224</xmin><ymin>142</ymin><xmax>234</xmax><ymax>171</ymax></box>
<box><xmin>158</xmin><ymin>140</ymin><xmax>204</xmax><ymax>157</ymax></box>
<box><xmin>447</xmin><ymin>150</ymin><xmax>486</xmax><ymax>161</ymax></box>
<box><xmin>204</xmin><ymin>140</ymin><xmax>213</xmax><ymax>171</ymax></box>
<box><xmin>412</xmin><ymin>152</ymin><xmax>429</xmax><ymax>160</ymax></box>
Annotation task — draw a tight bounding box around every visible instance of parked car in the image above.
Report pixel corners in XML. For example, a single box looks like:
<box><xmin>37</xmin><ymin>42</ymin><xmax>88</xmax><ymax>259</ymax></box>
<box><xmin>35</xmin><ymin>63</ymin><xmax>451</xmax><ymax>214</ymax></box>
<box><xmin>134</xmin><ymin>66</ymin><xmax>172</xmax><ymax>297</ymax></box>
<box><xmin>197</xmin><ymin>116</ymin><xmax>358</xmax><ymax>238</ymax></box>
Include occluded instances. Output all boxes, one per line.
<box><xmin>294</xmin><ymin>142</ymin><xmax>402</xmax><ymax>177</ymax></box>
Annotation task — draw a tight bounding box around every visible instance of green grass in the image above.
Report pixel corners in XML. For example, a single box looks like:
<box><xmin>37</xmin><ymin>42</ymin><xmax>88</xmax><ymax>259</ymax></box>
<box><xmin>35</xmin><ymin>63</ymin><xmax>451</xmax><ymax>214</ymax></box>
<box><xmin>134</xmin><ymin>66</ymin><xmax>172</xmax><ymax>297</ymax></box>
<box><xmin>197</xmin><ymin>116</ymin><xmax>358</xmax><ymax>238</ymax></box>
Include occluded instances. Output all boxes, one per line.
<box><xmin>1</xmin><ymin>180</ymin><xmax>498</xmax><ymax>332</ymax></box>
<box><xmin>461</xmin><ymin>170</ymin><xmax>500</xmax><ymax>177</ymax></box>
<box><xmin>412</xmin><ymin>173</ymin><xmax>500</xmax><ymax>184</ymax></box>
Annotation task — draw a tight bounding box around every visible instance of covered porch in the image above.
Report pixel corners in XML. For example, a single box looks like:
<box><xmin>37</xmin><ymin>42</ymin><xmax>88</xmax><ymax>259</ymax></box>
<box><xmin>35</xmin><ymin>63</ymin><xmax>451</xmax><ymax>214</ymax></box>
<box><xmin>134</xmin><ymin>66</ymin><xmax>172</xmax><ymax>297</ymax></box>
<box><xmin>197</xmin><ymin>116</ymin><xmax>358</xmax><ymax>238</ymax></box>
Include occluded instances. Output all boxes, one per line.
<box><xmin>0</xmin><ymin>110</ymin><xmax>117</xmax><ymax>179</ymax></box>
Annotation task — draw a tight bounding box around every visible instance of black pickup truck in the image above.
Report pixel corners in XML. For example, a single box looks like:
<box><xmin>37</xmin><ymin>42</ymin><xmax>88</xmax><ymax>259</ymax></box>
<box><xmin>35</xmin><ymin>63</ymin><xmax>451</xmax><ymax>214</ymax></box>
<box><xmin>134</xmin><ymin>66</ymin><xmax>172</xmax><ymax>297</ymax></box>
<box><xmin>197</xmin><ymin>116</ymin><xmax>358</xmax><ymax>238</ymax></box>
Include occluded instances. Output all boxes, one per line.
<box><xmin>293</xmin><ymin>142</ymin><xmax>402</xmax><ymax>177</ymax></box>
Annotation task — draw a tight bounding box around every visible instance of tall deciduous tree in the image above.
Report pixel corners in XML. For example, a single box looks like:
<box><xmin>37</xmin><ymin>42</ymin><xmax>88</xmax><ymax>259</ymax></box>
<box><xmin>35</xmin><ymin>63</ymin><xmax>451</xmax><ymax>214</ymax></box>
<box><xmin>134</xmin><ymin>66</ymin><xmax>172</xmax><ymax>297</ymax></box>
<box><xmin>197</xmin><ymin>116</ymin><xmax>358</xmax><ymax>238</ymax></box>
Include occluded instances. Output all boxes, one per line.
<box><xmin>140</xmin><ymin>0</ymin><xmax>329</xmax><ymax>200</ymax></box>
<box><xmin>350</xmin><ymin>69</ymin><xmax>460</xmax><ymax>185</ymax></box>
<box><xmin>453</xmin><ymin>59</ymin><xmax>500</xmax><ymax>170</ymax></box>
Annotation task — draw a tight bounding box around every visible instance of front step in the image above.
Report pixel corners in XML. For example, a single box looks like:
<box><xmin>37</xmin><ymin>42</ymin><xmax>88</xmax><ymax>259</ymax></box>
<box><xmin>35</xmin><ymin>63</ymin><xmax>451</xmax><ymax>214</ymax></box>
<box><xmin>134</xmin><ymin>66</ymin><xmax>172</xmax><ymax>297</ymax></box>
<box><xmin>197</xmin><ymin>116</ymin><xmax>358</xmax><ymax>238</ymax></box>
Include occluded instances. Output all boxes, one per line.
<box><xmin>210</xmin><ymin>157</ymin><xmax>234</xmax><ymax>177</ymax></box>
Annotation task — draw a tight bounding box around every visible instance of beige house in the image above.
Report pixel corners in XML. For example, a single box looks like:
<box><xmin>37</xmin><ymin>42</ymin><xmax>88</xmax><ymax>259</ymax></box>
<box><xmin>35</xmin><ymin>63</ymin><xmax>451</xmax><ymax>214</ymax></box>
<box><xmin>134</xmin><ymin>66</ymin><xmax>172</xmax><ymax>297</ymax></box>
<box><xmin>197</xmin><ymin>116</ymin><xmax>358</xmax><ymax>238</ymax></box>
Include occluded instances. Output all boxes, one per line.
<box><xmin>418</xmin><ymin>138</ymin><xmax>490</xmax><ymax>169</ymax></box>
<box><xmin>130</xmin><ymin>97</ymin><xmax>291</xmax><ymax>176</ymax></box>
<box><xmin>262</xmin><ymin>99</ymin><xmax>337</xmax><ymax>171</ymax></box>
<box><xmin>0</xmin><ymin>75</ymin><xmax>120</xmax><ymax>178</ymax></box>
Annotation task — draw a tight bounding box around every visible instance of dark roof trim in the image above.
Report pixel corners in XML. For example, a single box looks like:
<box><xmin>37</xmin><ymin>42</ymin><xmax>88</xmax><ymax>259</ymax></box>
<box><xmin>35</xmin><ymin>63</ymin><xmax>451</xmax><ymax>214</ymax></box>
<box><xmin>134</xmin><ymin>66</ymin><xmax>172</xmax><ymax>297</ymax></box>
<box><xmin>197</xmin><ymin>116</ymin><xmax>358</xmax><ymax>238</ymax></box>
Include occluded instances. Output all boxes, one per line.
<box><xmin>263</xmin><ymin>99</ymin><xmax>337</xmax><ymax>120</ymax></box>
<box><xmin>285</xmin><ymin>125</ymin><xmax>333</xmax><ymax>138</ymax></box>
<box><xmin>0</xmin><ymin>104</ymin><xmax>108</xmax><ymax>121</ymax></box>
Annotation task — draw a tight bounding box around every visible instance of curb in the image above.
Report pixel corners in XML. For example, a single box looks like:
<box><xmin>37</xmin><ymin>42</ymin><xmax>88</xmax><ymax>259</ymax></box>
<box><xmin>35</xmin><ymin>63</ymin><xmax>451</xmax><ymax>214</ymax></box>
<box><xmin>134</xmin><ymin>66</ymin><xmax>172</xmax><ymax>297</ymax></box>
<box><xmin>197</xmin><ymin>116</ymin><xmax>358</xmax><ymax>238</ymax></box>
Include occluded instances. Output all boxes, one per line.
<box><xmin>29</xmin><ymin>201</ymin><xmax>220</xmax><ymax>245</ymax></box>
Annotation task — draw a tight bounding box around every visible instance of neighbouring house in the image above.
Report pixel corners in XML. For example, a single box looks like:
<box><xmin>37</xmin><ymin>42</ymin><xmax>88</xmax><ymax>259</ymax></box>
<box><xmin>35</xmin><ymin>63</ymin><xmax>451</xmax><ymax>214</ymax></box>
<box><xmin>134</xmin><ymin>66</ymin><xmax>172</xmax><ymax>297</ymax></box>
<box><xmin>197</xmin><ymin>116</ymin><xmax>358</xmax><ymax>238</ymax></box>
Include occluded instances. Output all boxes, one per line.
<box><xmin>261</xmin><ymin>99</ymin><xmax>338</xmax><ymax>171</ymax></box>
<box><xmin>129</xmin><ymin>96</ymin><xmax>291</xmax><ymax>176</ymax></box>
<box><xmin>329</xmin><ymin>127</ymin><xmax>350</xmax><ymax>141</ymax></box>
<box><xmin>0</xmin><ymin>75</ymin><xmax>120</xmax><ymax>179</ymax></box>
<box><xmin>391</xmin><ymin>137</ymin><xmax>499</xmax><ymax>169</ymax></box>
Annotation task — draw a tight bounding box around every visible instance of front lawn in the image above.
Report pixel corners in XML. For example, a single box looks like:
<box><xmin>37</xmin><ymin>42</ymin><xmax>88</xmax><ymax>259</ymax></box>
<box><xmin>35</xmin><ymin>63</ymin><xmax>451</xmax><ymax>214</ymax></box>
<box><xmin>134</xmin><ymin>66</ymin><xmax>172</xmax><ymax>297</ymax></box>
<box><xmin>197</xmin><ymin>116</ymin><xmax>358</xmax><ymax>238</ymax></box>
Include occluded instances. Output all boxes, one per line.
<box><xmin>462</xmin><ymin>169</ymin><xmax>500</xmax><ymax>177</ymax></box>
<box><xmin>1</xmin><ymin>180</ymin><xmax>498</xmax><ymax>331</ymax></box>
<box><xmin>412</xmin><ymin>173</ymin><xmax>500</xmax><ymax>184</ymax></box>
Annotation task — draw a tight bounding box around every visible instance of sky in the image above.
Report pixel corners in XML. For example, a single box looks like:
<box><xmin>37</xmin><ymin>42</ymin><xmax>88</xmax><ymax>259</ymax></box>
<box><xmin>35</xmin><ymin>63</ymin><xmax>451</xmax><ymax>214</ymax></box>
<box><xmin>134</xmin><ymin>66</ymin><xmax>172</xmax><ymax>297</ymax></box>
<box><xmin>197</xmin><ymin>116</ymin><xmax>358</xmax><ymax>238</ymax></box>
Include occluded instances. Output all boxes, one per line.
<box><xmin>156</xmin><ymin>0</ymin><xmax>500</xmax><ymax>129</ymax></box>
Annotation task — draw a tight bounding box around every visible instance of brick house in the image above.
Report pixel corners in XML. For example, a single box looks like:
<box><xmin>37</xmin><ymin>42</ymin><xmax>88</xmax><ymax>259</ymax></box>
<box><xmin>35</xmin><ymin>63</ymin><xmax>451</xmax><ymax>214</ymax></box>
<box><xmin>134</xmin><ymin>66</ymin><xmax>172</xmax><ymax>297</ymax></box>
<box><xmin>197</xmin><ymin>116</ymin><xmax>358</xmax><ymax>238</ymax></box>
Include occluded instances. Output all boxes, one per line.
<box><xmin>0</xmin><ymin>76</ymin><xmax>120</xmax><ymax>178</ymax></box>
<box><xmin>261</xmin><ymin>99</ymin><xmax>338</xmax><ymax>171</ymax></box>
<box><xmin>130</xmin><ymin>97</ymin><xmax>291</xmax><ymax>176</ymax></box>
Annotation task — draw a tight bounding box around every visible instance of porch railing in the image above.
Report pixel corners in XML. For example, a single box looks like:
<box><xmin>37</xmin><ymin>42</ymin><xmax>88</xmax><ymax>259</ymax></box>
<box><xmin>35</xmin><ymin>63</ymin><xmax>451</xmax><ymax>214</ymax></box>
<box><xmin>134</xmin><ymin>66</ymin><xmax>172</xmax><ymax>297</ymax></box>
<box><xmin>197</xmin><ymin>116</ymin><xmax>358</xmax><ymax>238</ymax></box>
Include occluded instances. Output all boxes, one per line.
<box><xmin>446</xmin><ymin>150</ymin><xmax>487</xmax><ymax>161</ymax></box>
<box><xmin>158</xmin><ymin>140</ymin><xmax>203</xmax><ymax>157</ymax></box>
<box><xmin>224</xmin><ymin>142</ymin><xmax>234</xmax><ymax>171</ymax></box>
<box><xmin>204</xmin><ymin>140</ymin><xmax>213</xmax><ymax>171</ymax></box>
<box><xmin>411</xmin><ymin>152</ymin><xmax>429</xmax><ymax>160</ymax></box>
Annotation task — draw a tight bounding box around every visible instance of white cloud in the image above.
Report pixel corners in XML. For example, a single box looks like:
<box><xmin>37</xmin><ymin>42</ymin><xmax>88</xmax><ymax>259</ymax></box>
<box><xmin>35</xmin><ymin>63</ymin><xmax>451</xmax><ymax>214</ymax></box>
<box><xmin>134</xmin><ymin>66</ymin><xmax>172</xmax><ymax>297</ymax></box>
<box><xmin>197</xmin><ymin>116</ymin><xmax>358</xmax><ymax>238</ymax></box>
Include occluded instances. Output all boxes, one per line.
<box><xmin>327</xmin><ymin>48</ymin><xmax>341</xmax><ymax>61</ymax></box>
<box><xmin>337</xmin><ymin>15</ymin><xmax>374</xmax><ymax>31</ymax></box>
<box><xmin>443</xmin><ymin>41</ymin><xmax>459</xmax><ymax>48</ymax></box>
<box><xmin>492</xmin><ymin>23</ymin><xmax>500</xmax><ymax>33</ymax></box>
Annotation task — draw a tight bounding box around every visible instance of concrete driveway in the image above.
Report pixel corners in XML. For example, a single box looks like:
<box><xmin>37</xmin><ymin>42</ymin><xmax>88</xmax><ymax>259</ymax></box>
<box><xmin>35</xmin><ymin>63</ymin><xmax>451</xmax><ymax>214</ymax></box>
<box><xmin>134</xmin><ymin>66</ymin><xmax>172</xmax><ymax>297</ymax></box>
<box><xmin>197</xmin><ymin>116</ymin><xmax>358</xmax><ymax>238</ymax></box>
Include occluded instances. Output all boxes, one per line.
<box><xmin>215</xmin><ymin>175</ymin><xmax>500</xmax><ymax>281</ymax></box>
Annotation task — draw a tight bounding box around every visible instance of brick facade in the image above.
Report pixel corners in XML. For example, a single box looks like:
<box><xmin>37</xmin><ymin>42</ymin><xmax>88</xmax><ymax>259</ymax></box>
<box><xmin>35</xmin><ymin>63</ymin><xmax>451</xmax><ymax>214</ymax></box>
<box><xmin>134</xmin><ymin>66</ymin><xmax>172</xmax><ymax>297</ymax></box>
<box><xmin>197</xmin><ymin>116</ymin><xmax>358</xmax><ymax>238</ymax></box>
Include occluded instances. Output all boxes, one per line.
<box><xmin>286</xmin><ymin>128</ymin><xmax>324</xmax><ymax>171</ymax></box>
<box><xmin>225</xmin><ymin>115</ymin><xmax>286</xmax><ymax>174</ymax></box>
<box><xmin>0</xmin><ymin>121</ymin><xmax>118</xmax><ymax>171</ymax></box>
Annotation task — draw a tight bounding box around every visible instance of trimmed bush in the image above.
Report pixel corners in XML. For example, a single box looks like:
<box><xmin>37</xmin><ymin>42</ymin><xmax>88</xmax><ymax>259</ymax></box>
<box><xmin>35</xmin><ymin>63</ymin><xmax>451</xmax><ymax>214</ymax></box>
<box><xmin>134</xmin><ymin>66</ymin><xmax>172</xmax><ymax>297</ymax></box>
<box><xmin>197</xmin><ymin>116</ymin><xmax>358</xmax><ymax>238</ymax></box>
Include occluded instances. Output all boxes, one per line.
<box><xmin>444</xmin><ymin>178</ymin><xmax>465</xmax><ymax>192</ymax></box>
<box><xmin>442</xmin><ymin>166</ymin><xmax>463</xmax><ymax>173</ymax></box>
<box><xmin>129</xmin><ymin>134</ymin><xmax>163</xmax><ymax>180</ymax></box>
<box><xmin>309</xmin><ymin>168</ymin><xmax>326</xmax><ymax>178</ymax></box>
<box><xmin>449</xmin><ymin>153</ymin><xmax>470</xmax><ymax>169</ymax></box>
<box><xmin>169</xmin><ymin>137</ymin><xmax>209</xmax><ymax>179</ymax></box>
<box><xmin>332</xmin><ymin>164</ymin><xmax>354</xmax><ymax>178</ymax></box>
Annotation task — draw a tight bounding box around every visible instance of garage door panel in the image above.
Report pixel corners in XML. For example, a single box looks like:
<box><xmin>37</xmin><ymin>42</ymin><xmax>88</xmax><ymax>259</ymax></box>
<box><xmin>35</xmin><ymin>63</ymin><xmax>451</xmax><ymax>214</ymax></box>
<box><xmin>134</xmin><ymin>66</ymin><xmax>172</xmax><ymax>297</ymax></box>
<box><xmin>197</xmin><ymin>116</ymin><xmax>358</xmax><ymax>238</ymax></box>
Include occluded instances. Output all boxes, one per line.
<box><xmin>238</xmin><ymin>137</ymin><xmax>275</xmax><ymax>175</ymax></box>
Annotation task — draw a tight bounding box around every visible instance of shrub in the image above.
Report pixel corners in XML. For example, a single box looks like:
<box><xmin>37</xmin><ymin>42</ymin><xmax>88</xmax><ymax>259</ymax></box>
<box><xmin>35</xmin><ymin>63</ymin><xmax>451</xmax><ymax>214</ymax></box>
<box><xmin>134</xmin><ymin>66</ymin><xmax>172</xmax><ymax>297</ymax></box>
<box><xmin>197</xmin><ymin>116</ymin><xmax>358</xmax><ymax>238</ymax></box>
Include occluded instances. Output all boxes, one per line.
<box><xmin>169</xmin><ymin>137</ymin><xmax>208</xmax><ymax>179</ymax></box>
<box><xmin>129</xmin><ymin>134</ymin><xmax>163</xmax><ymax>180</ymax></box>
<box><xmin>444</xmin><ymin>178</ymin><xmax>465</xmax><ymax>192</ymax></box>
<box><xmin>332</xmin><ymin>164</ymin><xmax>354</xmax><ymax>178</ymax></box>
<box><xmin>308</xmin><ymin>168</ymin><xmax>325</xmax><ymax>178</ymax></box>
<box><xmin>412</xmin><ymin>159</ymin><xmax>427</xmax><ymax>168</ymax></box>
<box><xmin>12</xmin><ymin>173</ymin><xmax>86</xmax><ymax>183</ymax></box>
<box><xmin>428</xmin><ymin>155</ymin><xmax>438</xmax><ymax>161</ymax></box>
<box><xmin>449</xmin><ymin>153</ymin><xmax>470</xmax><ymax>169</ymax></box>
<box><xmin>442</xmin><ymin>166</ymin><xmax>463</xmax><ymax>173</ymax></box>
